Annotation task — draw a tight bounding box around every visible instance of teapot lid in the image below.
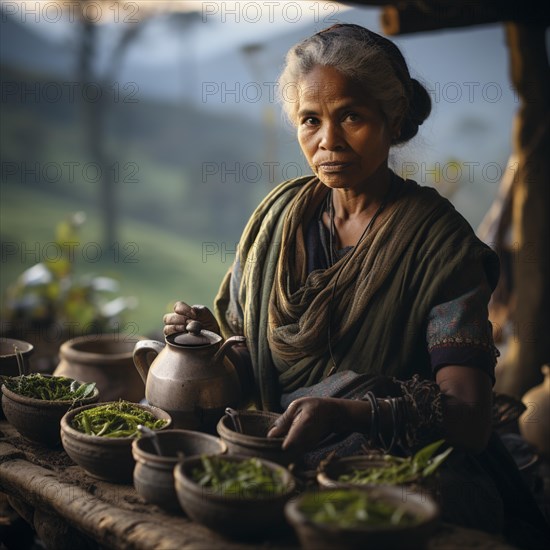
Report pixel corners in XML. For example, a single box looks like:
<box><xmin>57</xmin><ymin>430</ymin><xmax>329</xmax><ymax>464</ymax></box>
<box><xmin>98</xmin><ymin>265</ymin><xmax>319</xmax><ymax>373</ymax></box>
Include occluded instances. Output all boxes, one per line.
<box><xmin>171</xmin><ymin>321</ymin><xmax>219</xmax><ymax>346</ymax></box>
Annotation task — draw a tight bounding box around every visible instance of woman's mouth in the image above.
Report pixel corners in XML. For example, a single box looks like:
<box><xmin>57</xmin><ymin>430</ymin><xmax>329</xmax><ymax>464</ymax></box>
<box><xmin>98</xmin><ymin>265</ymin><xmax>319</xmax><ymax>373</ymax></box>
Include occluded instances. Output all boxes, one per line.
<box><xmin>318</xmin><ymin>162</ymin><xmax>352</xmax><ymax>173</ymax></box>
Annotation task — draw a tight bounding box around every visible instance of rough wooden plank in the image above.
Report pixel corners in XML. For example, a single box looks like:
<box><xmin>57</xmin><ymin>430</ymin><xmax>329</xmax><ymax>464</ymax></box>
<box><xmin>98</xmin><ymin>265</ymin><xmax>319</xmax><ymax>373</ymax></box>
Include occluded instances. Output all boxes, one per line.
<box><xmin>0</xmin><ymin>432</ymin><xmax>520</xmax><ymax>549</ymax></box>
<box><xmin>0</xmin><ymin>441</ymin><xmax>294</xmax><ymax>550</ymax></box>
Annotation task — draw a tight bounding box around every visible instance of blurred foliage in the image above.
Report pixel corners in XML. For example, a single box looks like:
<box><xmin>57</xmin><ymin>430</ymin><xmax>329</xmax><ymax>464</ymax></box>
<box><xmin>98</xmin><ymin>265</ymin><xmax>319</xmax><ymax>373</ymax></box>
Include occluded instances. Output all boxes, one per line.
<box><xmin>3</xmin><ymin>212</ymin><xmax>137</xmax><ymax>335</ymax></box>
<box><xmin>0</xmin><ymin>183</ymin><xmax>228</xmax><ymax>338</ymax></box>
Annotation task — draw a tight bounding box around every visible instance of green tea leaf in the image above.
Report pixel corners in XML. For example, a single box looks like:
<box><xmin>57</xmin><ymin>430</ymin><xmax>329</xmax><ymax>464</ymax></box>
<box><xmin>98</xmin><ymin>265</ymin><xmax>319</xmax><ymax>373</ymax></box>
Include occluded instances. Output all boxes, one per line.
<box><xmin>412</xmin><ymin>439</ymin><xmax>445</xmax><ymax>467</ymax></box>
<box><xmin>422</xmin><ymin>446</ymin><xmax>454</xmax><ymax>477</ymax></box>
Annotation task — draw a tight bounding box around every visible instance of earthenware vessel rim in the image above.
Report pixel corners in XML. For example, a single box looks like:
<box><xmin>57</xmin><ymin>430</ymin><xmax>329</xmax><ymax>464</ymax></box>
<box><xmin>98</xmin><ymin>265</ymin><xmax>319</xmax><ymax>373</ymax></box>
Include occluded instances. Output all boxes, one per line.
<box><xmin>1</xmin><ymin>378</ymin><xmax>100</xmax><ymax>408</ymax></box>
<box><xmin>174</xmin><ymin>453</ymin><xmax>296</xmax><ymax>504</ymax></box>
<box><xmin>317</xmin><ymin>455</ymin><xmax>415</xmax><ymax>489</ymax></box>
<box><xmin>217</xmin><ymin>410</ymin><xmax>284</xmax><ymax>445</ymax></box>
<box><xmin>0</xmin><ymin>338</ymin><xmax>34</xmax><ymax>358</ymax></box>
<box><xmin>60</xmin><ymin>334</ymin><xmax>146</xmax><ymax>362</ymax></box>
<box><xmin>285</xmin><ymin>486</ymin><xmax>439</xmax><ymax>533</ymax></box>
<box><xmin>60</xmin><ymin>401</ymin><xmax>172</xmax><ymax>445</ymax></box>
<box><xmin>132</xmin><ymin>429</ymin><xmax>227</xmax><ymax>465</ymax></box>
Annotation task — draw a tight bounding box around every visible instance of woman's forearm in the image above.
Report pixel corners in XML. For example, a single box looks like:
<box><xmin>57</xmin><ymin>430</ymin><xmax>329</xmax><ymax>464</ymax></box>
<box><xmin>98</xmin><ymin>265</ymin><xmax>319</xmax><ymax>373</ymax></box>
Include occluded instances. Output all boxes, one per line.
<box><xmin>335</xmin><ymin>367</ymin><xmax>492</xmax><ymax>455</ymax></box>
<box><xmin>436</xmin><ymin>365</ymin><xmax>493</xmax><ymax>454</ymax></box>
<box><xmin>269</xmin><ymin>367</ymin><xmax>493</xmax><ymax>455</ymax></box>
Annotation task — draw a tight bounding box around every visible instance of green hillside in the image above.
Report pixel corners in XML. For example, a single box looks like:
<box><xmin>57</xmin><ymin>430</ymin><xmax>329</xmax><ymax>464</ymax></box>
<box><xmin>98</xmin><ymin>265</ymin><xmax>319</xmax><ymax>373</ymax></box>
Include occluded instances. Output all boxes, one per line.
<box><xmin>1</xmin><ymin>183</ymin><xmax>230</xmax><ymax>337</ymax></box>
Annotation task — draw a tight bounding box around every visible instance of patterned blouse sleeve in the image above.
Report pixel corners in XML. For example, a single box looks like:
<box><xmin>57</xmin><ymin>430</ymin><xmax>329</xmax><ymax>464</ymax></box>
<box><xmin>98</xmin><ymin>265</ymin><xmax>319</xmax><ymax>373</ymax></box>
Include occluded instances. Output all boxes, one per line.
<box><xmin>426</xmin><ymin>260</ymin><xmax>499</xmax><ymax>384</ymax></box>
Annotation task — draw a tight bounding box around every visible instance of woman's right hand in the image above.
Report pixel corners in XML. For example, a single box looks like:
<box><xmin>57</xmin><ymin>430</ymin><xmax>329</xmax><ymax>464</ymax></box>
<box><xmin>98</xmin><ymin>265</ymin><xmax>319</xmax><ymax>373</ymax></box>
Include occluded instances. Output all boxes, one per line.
<box><xmin>163</xmin><ymin>301</ymin><xmax>221</xmax><ymax>337</ymax></box>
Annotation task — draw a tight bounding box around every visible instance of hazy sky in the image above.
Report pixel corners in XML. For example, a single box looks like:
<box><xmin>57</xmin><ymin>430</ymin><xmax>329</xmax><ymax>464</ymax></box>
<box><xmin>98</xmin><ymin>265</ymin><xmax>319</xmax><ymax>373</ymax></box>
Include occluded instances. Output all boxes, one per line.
<box><xmin>2</xmin><ymin>0</ymin><xmax>537</xmax><ymax>226</ymax></box>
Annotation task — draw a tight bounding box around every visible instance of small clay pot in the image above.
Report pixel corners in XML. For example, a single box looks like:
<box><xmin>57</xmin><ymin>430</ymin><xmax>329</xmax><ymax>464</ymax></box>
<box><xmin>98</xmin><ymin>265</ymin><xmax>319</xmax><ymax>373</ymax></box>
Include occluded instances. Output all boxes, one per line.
<box><xmin>1</xmin><ymin>378</ymin><xmax>99</xmax><ymax>447</ymax></box>
<box><xmin>217</xmin><ymin>409</ymin><xmax>298</xmax><ymax>466</ymax></box>
<box><xmin>0</xmin><ymin>338</ymin><xmax>33</xmax><ymax>377</ymax></box>
<box><xmin>0</xmin><ymin>338</ymin><xmax>34</xmax><ymax>419</ymax></box>
<box><xmin>132</xmin><ymin>430</ymin><xmax>227</xmax><ymax>513</ymax></box>
<box><xmin>285</xmin><ymin>487</ymin><xmax>439</xmax><ymax>550</ymax></box>
<box><xmin>317</xmin><ymin>455</ymin><xmax>442</xmax><ymax>507</ymax></box>
<box><xmin>317</xmin><ymin>456</ymin><xmax>397</xmax><ymax>489</ymax></box>
<box><xmin>55</xmin><ymin>334</ymin><xmax>146</xmax><ymax>403</ymax></box>
<box><xmin>60</xmin><ymin>402</ymin><xmax>171</xmax><ymax>483</ymax></box>
<box><xmin>174</xmin><ymin>454</ymin><xmax>296</xmax><ymax>539</ymax></box>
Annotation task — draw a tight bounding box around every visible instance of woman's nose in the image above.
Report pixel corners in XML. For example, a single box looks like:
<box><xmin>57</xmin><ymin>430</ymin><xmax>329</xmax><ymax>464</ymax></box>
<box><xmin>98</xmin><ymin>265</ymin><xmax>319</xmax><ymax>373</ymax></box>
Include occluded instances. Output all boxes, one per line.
<box><xmin>319</xmin><ymin>122</ymin><xmax>345</xmax><ymax>150</ymax></box>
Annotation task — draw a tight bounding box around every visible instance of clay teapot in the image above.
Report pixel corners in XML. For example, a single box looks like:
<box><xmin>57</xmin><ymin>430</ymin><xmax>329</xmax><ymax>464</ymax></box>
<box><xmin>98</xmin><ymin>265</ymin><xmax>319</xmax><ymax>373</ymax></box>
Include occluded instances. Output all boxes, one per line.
<box><xmin>133</xmin><ymin>321</ymin><xmax>245</xmax><ymax>432</ymax></box>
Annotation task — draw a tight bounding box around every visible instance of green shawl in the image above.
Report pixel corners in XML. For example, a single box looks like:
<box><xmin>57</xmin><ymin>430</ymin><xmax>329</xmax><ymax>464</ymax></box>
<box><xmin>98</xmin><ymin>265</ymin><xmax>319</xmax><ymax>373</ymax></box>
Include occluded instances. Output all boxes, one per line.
<box><xmin>215</xmin><ymin>175</ymin><xmax>499</xmax><ymax>411</ymax></box>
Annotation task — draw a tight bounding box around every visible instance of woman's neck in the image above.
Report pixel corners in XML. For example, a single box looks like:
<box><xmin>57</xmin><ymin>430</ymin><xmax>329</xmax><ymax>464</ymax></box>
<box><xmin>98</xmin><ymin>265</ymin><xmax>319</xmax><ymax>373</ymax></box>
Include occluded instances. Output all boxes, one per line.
<box><xmin>322</xmin><ymin>167</ymin><xmax>396</xmax><ymax>249</ymax></box>
<box><xmin>331</xmin><ymin>166</ymin><xmax>393</xmax><ymax>221</ymax></box>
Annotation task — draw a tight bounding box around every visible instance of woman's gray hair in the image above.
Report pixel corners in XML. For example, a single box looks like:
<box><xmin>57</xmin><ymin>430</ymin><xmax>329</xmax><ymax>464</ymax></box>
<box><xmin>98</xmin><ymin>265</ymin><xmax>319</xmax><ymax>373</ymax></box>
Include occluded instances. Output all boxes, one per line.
<box><xmin>278</xmin><ymin>24</ymin><xmax>431</xmax><ymax>145</ymax></box>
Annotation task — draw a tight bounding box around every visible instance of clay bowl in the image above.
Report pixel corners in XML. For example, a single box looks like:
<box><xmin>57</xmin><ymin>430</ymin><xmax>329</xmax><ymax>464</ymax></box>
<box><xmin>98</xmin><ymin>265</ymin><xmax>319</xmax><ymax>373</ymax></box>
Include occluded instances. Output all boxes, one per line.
<box><xmin>216</xmin><ymin>409</ymin><xmax>297</xmax><ymax>466</ymax></box>
<box><xmin>60</xmin><ymin>402</ymin><xmax>171</xmax><ymax>483</ymax></box>
<box><xmin>1</xmin><ymin>376</ymin><xmax>99</xmax><ymax>447</ymax></box>
<box><xmin>174</xmin><ymin>454</ymin><xmax>296</xmax><ymax>539</ymax></box>
<box><xmin>0</xmin><ymin>338</ymin><xmax>34</xmax><ymax>419</ymax></box>
<box><xmin>317</xmin><ymin>455</ymin><xmax>419</xmax><ymax>489</ymax></box>
<box><xmin>285</xmin><ymin>487</ymin><xmax>439</xmax><ymax>550</ymax></box>
<box><xmin>0</xmin><ymin>338</ymin><xmax>34</xmax><ymax>377</ymax></box>
<box><xmin>132</xmin><ymin>429</ymin><xmax>227</xmax><ymax>513</ymax></box>
<box><xmin>317</xmin><ymin>454</ymin><xmax>441</xmax><ymax>498</ymax></box>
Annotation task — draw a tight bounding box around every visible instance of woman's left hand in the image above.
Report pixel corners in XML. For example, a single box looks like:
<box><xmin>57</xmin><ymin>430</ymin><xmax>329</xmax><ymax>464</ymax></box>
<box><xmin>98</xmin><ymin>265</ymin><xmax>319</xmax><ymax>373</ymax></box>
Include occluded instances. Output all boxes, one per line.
<box><xmin>267</xmin><ymin>397</ymin><xmax>346</xmax><ymax>452</ymax></box>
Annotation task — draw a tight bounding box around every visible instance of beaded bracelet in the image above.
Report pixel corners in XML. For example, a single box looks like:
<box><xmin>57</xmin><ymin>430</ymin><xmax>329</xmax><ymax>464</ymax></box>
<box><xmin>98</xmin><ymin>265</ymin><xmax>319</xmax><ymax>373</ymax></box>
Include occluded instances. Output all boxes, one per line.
<box><xmin>395</xmin><ymin>375</ymin><xmax>444</xmax><ymax>449</ymax></box>
<box><xmin>361</xmin><ymin>376</ymin><xmax>444</xmax><ymax>453</ymax></box>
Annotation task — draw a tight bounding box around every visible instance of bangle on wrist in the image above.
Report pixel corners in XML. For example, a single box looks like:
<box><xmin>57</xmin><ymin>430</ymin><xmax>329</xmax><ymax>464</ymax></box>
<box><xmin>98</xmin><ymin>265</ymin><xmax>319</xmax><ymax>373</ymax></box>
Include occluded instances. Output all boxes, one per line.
<box><xmin>364</xmin><ymin>391</ymin><xmax>380</xmax><ymax>447</ymax></box>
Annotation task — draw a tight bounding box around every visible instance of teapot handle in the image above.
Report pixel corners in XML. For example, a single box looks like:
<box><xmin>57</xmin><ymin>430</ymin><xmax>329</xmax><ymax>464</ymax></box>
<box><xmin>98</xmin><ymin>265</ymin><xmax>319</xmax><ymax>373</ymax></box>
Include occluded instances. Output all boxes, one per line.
<box><xmin>133</xmin><ymin>340</ymin><xmax>165</xmax><ymax>384</ymax></box>
<box><xmin>214</xmin><ymin>335</ymin><xmax>246</xmax><ymax>363</ymax></box>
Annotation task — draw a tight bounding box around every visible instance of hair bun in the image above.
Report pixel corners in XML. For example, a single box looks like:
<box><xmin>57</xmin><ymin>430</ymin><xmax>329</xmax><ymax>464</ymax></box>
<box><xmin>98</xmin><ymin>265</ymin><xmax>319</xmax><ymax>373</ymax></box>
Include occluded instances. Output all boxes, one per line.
<box><xmin>409</xmin><ymin>79</ymin><xmax>432</xmax><ymax>126</ymax></box>
<box><xmin>395</xmin><ymin>78</ymin><xmax>432</xmax><ymax>144</ymax></box>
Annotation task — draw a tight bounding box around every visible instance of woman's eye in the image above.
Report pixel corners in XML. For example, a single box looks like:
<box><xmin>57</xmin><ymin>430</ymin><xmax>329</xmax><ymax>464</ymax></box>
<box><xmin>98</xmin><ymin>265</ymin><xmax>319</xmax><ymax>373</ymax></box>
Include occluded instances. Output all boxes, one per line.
<box><xmin>346</xmin><ymin>112</ymin><xmax>360</xmax><ymax>122</ymax></box>
<box><xmin>301</xmin><ymin>116</ymin><xmax>319</xmax><ymax>126</ymax></box>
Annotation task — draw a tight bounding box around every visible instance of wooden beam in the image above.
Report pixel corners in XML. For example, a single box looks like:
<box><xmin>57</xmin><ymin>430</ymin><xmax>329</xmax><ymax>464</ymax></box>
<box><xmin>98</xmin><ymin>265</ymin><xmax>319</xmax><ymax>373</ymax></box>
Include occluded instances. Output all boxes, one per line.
<box><xmin>347</xmin><ymin>1</ymin><xmax>550</xmax><ymax>35</ymax></box>
<box><xmin>380</xmin><ymin>3</ymin><xmax>499</xmax><ymax>35</ymax></box>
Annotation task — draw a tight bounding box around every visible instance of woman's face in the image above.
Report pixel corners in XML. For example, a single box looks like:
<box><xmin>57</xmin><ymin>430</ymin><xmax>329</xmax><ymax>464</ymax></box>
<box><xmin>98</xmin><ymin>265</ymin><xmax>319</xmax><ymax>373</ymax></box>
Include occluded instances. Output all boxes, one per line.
<box><xmin>295</xmin><ymin>65</ymin><xmax>396</xmax><ymax>192</ymax></box>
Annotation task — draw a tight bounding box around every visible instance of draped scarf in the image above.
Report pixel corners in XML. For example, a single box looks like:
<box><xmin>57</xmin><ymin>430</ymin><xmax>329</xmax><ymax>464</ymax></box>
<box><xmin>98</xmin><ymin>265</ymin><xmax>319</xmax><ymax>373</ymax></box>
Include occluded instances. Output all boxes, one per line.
<box><xmin>215</xmin><ymin>174</ymin><xmax>499</xmax><ymax>411</ymax></box>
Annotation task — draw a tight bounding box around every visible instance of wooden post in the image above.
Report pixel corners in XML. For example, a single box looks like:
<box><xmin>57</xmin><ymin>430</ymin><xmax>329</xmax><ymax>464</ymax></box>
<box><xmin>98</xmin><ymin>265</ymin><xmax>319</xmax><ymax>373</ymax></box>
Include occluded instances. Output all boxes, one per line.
<box><xmin>497</xmin><ymin>23</ymin><xmax>550</xmax><ymax>397</ymax></box>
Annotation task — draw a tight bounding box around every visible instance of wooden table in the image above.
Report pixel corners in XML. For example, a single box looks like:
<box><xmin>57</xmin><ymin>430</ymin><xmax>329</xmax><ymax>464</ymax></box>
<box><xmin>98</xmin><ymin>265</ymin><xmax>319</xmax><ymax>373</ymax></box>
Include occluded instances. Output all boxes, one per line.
<box><xmin>0</xmin><ymin>421</ymin><xmax>518</xmax><ymax>550</ymax></box>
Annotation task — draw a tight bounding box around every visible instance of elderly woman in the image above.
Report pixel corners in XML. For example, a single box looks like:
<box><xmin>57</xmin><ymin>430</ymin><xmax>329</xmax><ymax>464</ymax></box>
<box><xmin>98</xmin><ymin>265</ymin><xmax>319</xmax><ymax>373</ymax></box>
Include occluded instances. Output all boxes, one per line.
<box><xmin>165</xmin><ymin>24</ymin><xmax>549</xmax><ymax>546</ymax></box>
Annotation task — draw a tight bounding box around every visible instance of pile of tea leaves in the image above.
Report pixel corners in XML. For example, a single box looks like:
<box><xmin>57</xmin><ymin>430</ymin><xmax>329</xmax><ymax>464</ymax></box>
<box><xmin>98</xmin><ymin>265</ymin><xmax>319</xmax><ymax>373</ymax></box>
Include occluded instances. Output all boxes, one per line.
<box><xmin>300</xmin><ymin>489</ymin><xmax>418</xmax><ymax>528</ymax></box>
<box><xmin>2</xmin><ymin>373</ymin><xmax>96</xmax><ymax>402</ymax></box>
<box><xmin>299</xmin><ymin>489</ymin><xmax>419</xmax><ymax>528</ymax></box>
<box><xmin>191</xmin><ymin>455</ymin><xmax>287</xmax><ymax>498</ymax></box>
<box><xmin>337</xmin><ymin>440</ymin><xmax>453</xmax><ymax>486</ymax></box>
<box><xmin>72</xmin><ymin>401</ymin><xmax>167</xmax><ymax>438</ymax></box>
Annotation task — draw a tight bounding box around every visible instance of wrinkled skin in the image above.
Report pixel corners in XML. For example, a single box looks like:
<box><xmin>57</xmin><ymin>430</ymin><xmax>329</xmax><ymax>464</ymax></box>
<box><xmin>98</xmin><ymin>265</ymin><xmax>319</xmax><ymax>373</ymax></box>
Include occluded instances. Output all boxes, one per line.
<box><xmin>163</xmin><ymin>301</ymin><xmax>220</xmax><ymax>337</ymax></box>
